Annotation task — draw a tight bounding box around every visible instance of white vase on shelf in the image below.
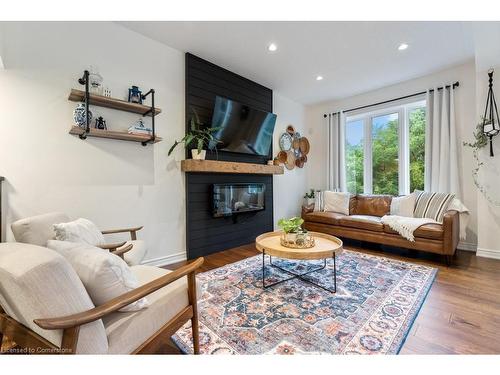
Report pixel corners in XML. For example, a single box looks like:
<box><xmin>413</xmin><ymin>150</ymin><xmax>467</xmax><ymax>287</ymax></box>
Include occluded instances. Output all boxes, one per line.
<box><xmin>191</xmin><ymin>149</ymin><xmax>206</xmax><ymax>160</ymax></box>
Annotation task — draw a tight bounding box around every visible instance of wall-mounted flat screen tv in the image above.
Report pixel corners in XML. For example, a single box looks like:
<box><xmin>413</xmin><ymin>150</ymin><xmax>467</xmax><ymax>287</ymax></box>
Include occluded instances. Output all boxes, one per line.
<box><xmin>209</xmin><ymin>96</ymin><xmax>277</xmax><ymax>156</ymax></box>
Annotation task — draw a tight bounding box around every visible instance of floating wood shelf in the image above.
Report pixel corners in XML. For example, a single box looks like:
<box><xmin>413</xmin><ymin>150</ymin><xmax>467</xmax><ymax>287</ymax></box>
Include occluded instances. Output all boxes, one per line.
<box><xmin>181</xmin><ymin>159</ymin><xmax>284</xmax><ymax>175</ymax></box>
<box><xmin>68</xmin><ymin>89</ymin><xmax>162</xmax><ymax>116</ymax></box>
<box><xmin>69</xmin><ymin>126</ymin><xmax>162</xmax><ymax>144</ymax></box>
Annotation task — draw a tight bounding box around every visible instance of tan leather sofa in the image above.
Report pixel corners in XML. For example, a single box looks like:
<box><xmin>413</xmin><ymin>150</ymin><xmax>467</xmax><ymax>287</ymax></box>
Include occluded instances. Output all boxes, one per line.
<box><xmin>302</xmin><ymin>194</ymin><xmax>459</xmax><ymax>264</ymax></box>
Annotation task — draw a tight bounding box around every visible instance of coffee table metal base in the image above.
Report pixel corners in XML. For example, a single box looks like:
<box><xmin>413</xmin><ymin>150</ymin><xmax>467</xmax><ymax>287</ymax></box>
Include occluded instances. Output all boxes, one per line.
<box><xmin>261</xmin><ymin>251</ymin><xmax>337</xmax><ymax>293</ymax></box>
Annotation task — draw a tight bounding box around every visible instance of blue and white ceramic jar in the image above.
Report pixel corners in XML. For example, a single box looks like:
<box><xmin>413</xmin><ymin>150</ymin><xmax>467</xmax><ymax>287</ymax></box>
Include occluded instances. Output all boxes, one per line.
<box><xmin>73</xmin><ymin>103</ymin><xmax>93</xmax><ymax>128</ymax></box>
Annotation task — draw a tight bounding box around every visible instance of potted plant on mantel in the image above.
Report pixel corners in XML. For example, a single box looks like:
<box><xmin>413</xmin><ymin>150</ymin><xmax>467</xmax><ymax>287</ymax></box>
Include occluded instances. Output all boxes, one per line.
<box><xmin>168</xmin><ymin>112</ymin><xmax>220</xmax><ymax>160</ymax></box>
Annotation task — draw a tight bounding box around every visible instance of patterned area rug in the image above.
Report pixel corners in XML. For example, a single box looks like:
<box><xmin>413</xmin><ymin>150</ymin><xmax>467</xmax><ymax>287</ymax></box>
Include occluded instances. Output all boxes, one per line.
<box><xmin>172</xmin><ymin>250</ymin><xmax>437</xmax><ymax>354</ymax></box>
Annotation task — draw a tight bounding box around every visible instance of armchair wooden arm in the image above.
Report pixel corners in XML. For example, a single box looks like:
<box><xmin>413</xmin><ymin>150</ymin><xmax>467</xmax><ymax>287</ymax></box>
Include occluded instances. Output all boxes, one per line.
<box><xmin>97</xmin><ymin>242</ymin><xmax>133</xmax><ymax>260</ymax></box>
<box><xmin>110</xmin><ymin>243</ymin><xmax>133</xmax><ymax>258</ymax></box>
<box><xmin>34</xmin><ymin>257</ymin><xmax>204</xmax><ymax>330</ymax></box>
<box><xmin>98</xmin><ymin>241</ymin><xmax>126</xmax><ymax>250</ymax></box>
<box><xmin>101</xmin><ymin>226</ymin><xmax>144</xmax><ymax>240</ymax></box>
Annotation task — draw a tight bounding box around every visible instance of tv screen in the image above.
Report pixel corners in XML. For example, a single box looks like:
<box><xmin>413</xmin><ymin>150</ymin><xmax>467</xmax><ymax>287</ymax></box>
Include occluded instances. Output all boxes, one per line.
<box><xmin>210</xmin><ymin>96</ymin><xmax>277</xmax><ymax>156</ymax></box>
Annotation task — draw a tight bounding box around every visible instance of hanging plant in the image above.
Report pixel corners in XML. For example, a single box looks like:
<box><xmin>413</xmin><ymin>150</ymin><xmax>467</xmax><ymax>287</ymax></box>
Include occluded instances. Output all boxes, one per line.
<box><xmin>463</xmin><ymin>120</ymin><xmax>500</xmax><ymax>206</ymax></box>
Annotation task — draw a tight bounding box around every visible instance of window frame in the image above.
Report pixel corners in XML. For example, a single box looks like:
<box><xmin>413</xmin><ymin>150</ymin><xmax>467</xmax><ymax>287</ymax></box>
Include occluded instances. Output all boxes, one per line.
<box><xmin>345</xmin><ymin>99</ymin><xmax>426</xmax><ymax>196</ymax></box>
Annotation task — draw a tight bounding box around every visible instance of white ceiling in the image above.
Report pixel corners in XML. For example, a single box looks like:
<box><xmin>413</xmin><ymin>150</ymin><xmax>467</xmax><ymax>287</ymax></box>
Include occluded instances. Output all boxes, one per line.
<box><xmin>119</xmin><ymin>21</ymin><xmax>477</xmax><ymax>105</ymax></box>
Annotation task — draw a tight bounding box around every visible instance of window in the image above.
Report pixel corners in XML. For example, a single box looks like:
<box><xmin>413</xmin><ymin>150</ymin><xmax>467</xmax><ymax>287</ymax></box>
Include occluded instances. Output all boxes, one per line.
<box><xmin>345</xmin><ymin>119</ymin><xmax>364</xmax><ymax>194</ymax></box>
<box><xmin>408</xmin><ymin>107</ymin><xmax>426</xmax><ymax>192</ymax></box>
<box><xmin>344</xmin><ymin>100</ymin><xmax>426</xmax><ymax>195</ymax></box>
<box><xmin>372</xmin><ymin>113</ymin><xmax>399</xmax><ymax>195</ymax></box>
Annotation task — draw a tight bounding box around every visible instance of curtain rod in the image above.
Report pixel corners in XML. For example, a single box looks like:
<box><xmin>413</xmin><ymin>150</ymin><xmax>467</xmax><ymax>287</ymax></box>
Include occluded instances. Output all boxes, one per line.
<box><xmin>323</xmin><ymin>81</ymin><xmax>459</xmax><ymax>118</ymax></box>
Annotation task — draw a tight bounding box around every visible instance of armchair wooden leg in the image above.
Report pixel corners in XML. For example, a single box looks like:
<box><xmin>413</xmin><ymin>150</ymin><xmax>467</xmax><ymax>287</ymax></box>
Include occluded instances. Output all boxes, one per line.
<box><xmin>187</xmin><ymin>272</ymin><xmax>200</xmax><ymax>354</ymax></box>
<box><xmin>60</xmin><ymin>326</ymin><xmax>80</xmax><ymax>354</ymax></box>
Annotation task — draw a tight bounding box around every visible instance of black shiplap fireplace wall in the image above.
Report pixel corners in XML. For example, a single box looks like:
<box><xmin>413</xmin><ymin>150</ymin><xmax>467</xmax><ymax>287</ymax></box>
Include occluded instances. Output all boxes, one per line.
<box><xmin>185</xmin><ymin>53</ymin><xmax>274</xmax><ymax>259</ymax></box>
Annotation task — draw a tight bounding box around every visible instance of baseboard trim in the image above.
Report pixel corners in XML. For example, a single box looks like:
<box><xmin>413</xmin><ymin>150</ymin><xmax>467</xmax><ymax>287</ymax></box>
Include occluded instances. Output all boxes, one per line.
<box><xmin>476</xmin><ymin>247</ymin><xmax>500</xmax><ymax>260</ymax></box>
<box><xmin>457</xmin><ymin>241</ymin><xmax>477</xmax><ymax>252</ymax></box>
<box><xmin>141</xmin><ymin>252</ymin><xmax>187</xmax><ymax>267</ymax></box>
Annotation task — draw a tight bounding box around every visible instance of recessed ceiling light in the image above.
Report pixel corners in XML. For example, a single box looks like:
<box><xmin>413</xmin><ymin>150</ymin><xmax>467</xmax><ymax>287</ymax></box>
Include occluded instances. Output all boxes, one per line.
<box><xmin>398</xmin><ymin>43</ymin><xmax>409</xmax><ymax>51</ymax></box>
<box><xmin>268</xmin><ymin>43</ymin><xmax>277</xmax><ymax>52</ymax></box>
<box><xmin>316</xmin><ymin>75</ymin><xmax>324</xmax><ymax>81</ymax></box>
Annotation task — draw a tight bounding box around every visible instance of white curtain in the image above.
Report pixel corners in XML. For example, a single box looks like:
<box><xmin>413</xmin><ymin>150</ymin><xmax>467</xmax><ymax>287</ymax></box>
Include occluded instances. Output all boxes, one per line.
<box><xmin>424</xmin><ymin>86</ymin><xmax>461</xmax><ymax>197</ymax></box>
<box><xmin>326</xmin><ymin>111</ymin><xmax>346</xmax><ymax>192</ymax></box>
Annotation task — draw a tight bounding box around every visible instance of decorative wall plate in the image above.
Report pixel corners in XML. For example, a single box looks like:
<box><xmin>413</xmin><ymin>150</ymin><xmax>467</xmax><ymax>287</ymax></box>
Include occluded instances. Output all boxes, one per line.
<box><xmin>285</xmin><ymin>150</ymin><xmax>296</xmax><ymax>170</ymax></box>
<box><xmin>295</xmin><ymin>158</ymin><xmax>305</xmax><ymax>168</ymax></box>
<box><xmin>299</xmin><ymin>137</ymin><xmax>310</xmax><ymax>155</ymax></box>
<box><xmin>279</xmin><ymin>133</ymin><xmax>293</xmax><ymax>151</ymax></box>
<box><xmin>277</xmin><ymin>150</ymin><xmax>288</xmax><ymax>163</ymax></box>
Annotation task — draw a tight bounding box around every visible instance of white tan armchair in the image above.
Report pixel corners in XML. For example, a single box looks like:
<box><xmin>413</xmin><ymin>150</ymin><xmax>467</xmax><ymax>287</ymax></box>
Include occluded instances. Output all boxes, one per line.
<box><xmin>0</xmin><ymin>242</ymin><xmax>203</xmax><ymax>354</ymax></box>
<box><xmin>10</xmin><ymin>212</ymin><xmax>146</xmax><ymax>266</ymax></box>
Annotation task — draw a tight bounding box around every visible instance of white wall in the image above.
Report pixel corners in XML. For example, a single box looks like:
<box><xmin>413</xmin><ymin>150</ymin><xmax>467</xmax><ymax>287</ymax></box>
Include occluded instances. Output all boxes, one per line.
<box><xmin>273</xmin><ymin>93</ymin><xmax>307</xmax><ymax>226</ymax></box>
<box><xmin>474</xmin><ymin>54</ymin><xmax>500</xmax><ymax>259</ymax></box>
<box><xmin>0</xmin><ymin>22</ymin><xmax>307</xmax><ymax>264</ymax></box>
<box><xmin>0</xmin><ymin>22</ymin><xmax>187</xmax><ymax>265</ymax></box>
<box><xmin>305</xmin><ymin>61</ymin><xmax>478</xmax><ymax>249</ymax></box>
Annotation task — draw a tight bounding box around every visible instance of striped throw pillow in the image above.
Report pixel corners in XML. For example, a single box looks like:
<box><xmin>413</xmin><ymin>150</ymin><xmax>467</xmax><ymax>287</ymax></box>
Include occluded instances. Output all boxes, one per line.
<box><xmin>313</xmin><ymin>191</ymin><xmax>325</xmax><ymax>212</ymax></box>
<box><xmin>413</xmin><ymin>190</ymin><xmax>455</xmax><ymax>222</ymax></box>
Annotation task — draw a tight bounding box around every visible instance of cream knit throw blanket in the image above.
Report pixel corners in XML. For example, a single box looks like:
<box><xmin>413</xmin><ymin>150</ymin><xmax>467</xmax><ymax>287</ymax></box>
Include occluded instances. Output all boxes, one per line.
<box><xmin>382</xmin><ymin>198</ymin><xmax>470</xmax><ymax>242</ymax></box>
<box><xmin>381</xmin><ymin>215</ymin><xmax>437</xmax><ymax>242</ymax></box>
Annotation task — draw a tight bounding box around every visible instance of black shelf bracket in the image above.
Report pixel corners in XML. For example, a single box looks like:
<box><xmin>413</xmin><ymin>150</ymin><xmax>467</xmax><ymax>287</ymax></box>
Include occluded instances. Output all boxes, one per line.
<box><xmin>77</xmin><ymin>70</ymin><xmax>90</xmax><ymax>139</ymax></box>
<box><xmin>141</xmin><ymin>89</ymin><xmax>156</xmax><ymax>146</ymax></box>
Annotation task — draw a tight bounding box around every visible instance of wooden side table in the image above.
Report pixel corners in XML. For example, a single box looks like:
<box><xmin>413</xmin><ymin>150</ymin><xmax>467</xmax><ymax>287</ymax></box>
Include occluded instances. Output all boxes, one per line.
<box><xmin>255</xmin><ymin>231</ymin><xmax>343</xmax><ymax>293</ymax></box>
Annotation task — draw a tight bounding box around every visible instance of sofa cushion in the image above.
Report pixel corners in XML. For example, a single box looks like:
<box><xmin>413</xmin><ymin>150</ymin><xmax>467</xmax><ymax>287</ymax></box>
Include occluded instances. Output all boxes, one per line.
<box><xmin>11</xmin><ymin>212</ymin><xmax>71</xmax><ymax>247</ymax></box>
<box><xmin>104</xmin><ymin>265</ymin><xmax>191</xmax><ymax>354</ymax></box>
<box><xmin>414</xmin><ymin>190</ymin><xmax>455</xmax><ymax>222</ymax></box>
<box><xmin>390</xmin><ymin>193</ymin><xmax>416</xmax><ymax>217</ymax></box>
<box><xmin>339</xmin><ymin>215</ymin><xmax>384</xmax><ymax>232</ymax></box>
<box><xmin>0</xmin><ymin>243</ymin><xmax>108</xmax><ymax>354</ymax></box>
<box><xmin>383</xmin><ymin>223</ymin><xmax>444</xmax><ymax>240</ymax></box>
<box><xmin>303</xmin><ymin>211</ymin><xmax>345</xmax><ymax>225</ymax></box>
<box><xmin>351</xmin><ymin>195</ymin><xmax>392</xmax><ymax>217</ymax></box>
<box><xmin>323</xmin><ymin>191</ymin><xmax>350</xmax><ymax>215</ymax></box>
<box><xmin>348</xmin><ymin>195</ymin><xmax>358</xmax><ymax>215</ymax></box>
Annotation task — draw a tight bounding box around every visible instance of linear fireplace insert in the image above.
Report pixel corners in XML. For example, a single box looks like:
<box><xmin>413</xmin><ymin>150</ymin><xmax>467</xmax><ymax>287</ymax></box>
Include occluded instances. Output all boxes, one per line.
<box><xmin>213</xmin><ymin>183</ymin><xmax>266</xmax><ymax>217</ymax></box>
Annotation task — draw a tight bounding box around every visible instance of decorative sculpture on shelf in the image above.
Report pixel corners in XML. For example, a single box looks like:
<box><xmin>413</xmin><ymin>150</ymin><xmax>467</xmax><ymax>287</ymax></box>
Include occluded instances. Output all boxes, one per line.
<box><xmin>482</xmin><ymin>69</ymin><xmax>500</xmax><ymax>157</ymax></box>
<box><xmin>94</xmin><ymin>116</ymin><xmax>107</xmax><ymax>130</ymax></box>
<box><xmin>128</xmin><ymin>85</ymin><xmax>143</xmax><ymax>104</ymax></box>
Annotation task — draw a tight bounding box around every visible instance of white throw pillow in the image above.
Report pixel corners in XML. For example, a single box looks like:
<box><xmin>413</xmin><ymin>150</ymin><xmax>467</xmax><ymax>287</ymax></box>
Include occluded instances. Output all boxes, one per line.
<box><xmin>323</xmin><ymin>191</ymin><xmax>350</xmax><ymax>215</ymax></box>
<box><xmin>390</xmin><ymin>193</ymin><xmax>416</xmax><ymax>217</ymax></box>
<box><xmin>46</xmin><ymin>240</ymin><xmax>148</xmax><ymax>312</ymax></box>
<box><xmin>53</xmin><ymin>218</ymin><xmax>105</xmax><ymax>246</ymax></box>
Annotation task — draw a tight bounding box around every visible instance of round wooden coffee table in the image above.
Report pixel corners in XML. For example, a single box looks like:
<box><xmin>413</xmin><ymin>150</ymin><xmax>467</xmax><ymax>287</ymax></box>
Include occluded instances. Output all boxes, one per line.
<box><xmin>255</xmin><ymin>231</ymin><xmax>343</xmax><ymax>293</ymax></box>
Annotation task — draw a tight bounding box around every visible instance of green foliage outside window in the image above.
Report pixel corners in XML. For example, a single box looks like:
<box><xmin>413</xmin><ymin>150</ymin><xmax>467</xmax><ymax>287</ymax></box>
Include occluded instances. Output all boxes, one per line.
<box><xmin>372</xmin><ymin>116</ymin><xmax>399</xmax><ymax>195</ymax></box>
<box><xmin>345</xmin><ymin>141</ymin><xmax>364</xmax><ymax>194</ymax></box>
<box><xmin>409</xmin><ymin>108</ymin><xmax>426</xmax><ymax>192</ymax></box>
<box><xmin>345</xmin><ymin>107</ymin><xmax>426</xmax><ymax>195</ymax></box>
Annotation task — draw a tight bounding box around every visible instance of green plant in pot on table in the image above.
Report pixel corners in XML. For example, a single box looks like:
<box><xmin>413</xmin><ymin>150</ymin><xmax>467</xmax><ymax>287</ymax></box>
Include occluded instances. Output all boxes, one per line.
<box><xmin>168</xmin><ymin>112</ymin><xmax>221</xmax><ymax>160</ymax></box>
<box><xmin>278</xmin><ymin>217</ymin><xmax>309</xmax><ymax>246</ymax></box>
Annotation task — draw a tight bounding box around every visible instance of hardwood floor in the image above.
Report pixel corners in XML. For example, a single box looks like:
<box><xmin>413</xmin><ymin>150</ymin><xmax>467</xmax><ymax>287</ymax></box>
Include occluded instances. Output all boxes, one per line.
<box><xmin>167</xmin><ymin>242</ymin><xmax>500</xmax><ymax>354</ymax></box>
